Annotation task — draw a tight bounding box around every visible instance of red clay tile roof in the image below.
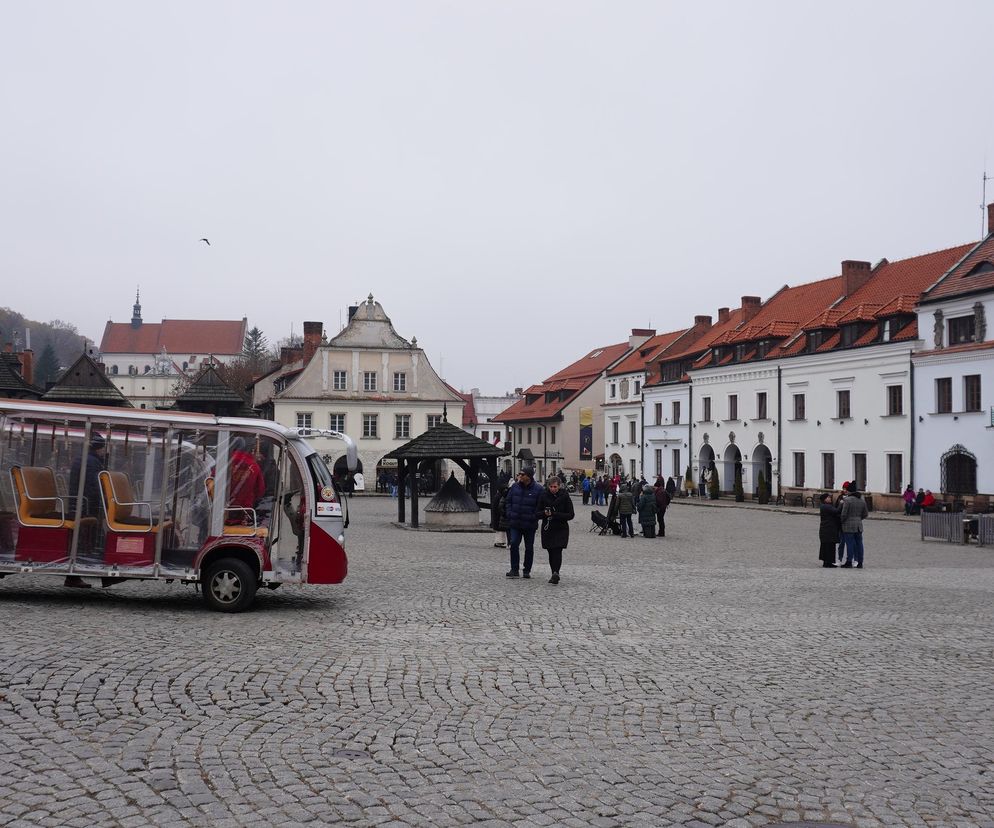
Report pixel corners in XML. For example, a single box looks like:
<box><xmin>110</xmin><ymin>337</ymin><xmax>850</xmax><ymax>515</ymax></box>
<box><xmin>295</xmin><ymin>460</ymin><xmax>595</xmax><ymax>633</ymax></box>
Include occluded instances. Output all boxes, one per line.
<box><xmin>913</xmin><ymin>338</ymin><xmax>994</xmax><ymax>356</ymax></box>
<box><xmin>790</xmin><ymin>244</ymin><xmax>973</xmax><ymax>354</ymax></box>
<box><xmin>494</xmin><ymin>341</ymin><xmax>630</xmax><ymax>423</ymax></box>
<box><xmin>921</xmin><ymin>237</ymin><xmax>994</xmax><ymax>302</ymax></box>
<box><xmin>890</xmin><ymin>320</ymin><xmax>919</xmax><ymax>342</ymax></box>
<box><xmin>655</xmin><ymin>308</ymin><xmax>747</xmax><ymax>365</ymax></box>
<box><xmin>608</xmin><ymin>329</ymin><xmax>687</xmax><ymax>376</ymax></box>
<box><xmin>445</xmin><ymin>386</ymin><xmax>477</xmax><ymax>427</ymax></box>
<box><xmin>100</xmin><ymin>319</ymin><xmax>247</xmax><ymax>355</ymax></box>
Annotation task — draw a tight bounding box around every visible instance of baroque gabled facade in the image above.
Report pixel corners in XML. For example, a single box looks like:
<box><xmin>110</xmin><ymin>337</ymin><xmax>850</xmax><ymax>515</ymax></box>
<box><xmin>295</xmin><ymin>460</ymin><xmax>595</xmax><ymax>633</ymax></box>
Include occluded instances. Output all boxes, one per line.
<box><xmin>252</xmin><ymin>295</ymin><xmax>464</xmax><ymax>480</ymax></box>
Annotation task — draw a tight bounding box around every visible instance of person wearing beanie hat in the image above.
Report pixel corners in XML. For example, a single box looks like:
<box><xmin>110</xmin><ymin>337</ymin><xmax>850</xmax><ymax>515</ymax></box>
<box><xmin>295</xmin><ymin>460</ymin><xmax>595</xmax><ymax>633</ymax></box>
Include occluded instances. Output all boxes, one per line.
<box><xmin>504</xmin><ymin>466</ymin><xmax>543</xmax><ymax>578</ymax></box>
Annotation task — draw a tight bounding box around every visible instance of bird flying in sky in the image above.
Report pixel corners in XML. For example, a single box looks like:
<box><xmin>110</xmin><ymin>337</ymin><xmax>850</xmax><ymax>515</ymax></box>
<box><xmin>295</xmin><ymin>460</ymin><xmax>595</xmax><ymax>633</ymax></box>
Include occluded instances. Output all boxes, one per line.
<box><xmin>199</xmin><ymin>238</ymin><xmax>210</xmax><ymax>246</ymax></box>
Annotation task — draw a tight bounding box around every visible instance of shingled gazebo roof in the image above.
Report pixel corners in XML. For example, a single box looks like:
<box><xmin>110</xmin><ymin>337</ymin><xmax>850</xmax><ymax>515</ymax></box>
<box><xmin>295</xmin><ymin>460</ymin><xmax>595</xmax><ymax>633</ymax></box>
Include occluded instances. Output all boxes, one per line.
<box><xmin>42</xmin><ymin>353</ymin><xmax>132</xmax><ymax>407</ymax></box>
<box><xmin>174</xmin><ymin>362</ymin><xmax>254</xmax><ymax>416</ymax></box>
<box><xmin>383</xmin><ymin>420</ymin><xmax>507</xmax><ymax>460</ymax></box>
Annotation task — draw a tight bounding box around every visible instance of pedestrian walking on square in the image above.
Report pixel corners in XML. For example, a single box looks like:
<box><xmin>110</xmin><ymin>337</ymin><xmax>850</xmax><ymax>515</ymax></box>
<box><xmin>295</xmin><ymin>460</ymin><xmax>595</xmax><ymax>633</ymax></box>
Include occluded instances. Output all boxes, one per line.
<box><xmin>617</xmin><ymin>483</ymin><xmax>636</xmax><ymax>539</ymax></box>
<box><xmin>505</xmin><ymin>466</ymin><xmax>543</xmax><ymax>578</ymax></box>
<box><xmin>581</xmin><ymin>474</ymin><xmax>591</xmax><ymax>505</ymax></box>
<box><xmin>818</xmin><ymin>492</ymin><xmax>841</xmax><ymax>568</ymax></box>
<box><xmin>654</xmin><ymin>480</ymin><xmax>671</xmax><ymax>538</ymax></box>
<box><xmin>540</xmin><ymin>476</ymin><xmax>574</xmax><ymax>584</ymax></box>
<box><xmin>840</xmin><ymin>486</ymin><xmax>869</xmax><ymax>568</ymax></box>
<box><xmin>637</xmin><ymin>485</ymin><xmax>657</xmax><ymax>538</ymax></box>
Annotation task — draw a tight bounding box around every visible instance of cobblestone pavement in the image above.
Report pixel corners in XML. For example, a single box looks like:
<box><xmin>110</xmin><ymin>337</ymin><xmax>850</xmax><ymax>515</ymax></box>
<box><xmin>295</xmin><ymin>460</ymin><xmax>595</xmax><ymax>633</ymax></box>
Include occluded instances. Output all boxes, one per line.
<box><xmin>1</xmin><ymin>498</ymin><xmax>993</xmax><ymax>827</ymax></box>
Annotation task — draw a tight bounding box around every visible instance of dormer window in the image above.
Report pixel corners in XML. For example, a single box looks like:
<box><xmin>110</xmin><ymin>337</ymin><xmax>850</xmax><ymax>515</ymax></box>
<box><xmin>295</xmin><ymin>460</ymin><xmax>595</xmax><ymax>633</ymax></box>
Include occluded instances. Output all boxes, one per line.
<box><xmin>807</xmin><ymin>330</ymin><xmax>823</xmax><ymax>352</ymax></box>
<box><xmin>966</xmin><ymin>260</ymin><xmax>994</xmax><ymax>277</ymax></box>
<box><xmin>841</xmin><ymin>324</ymin><xmax>859</xmax><ymax>347</ymax></box>
<box><xmin>526</xmin><ymin>393</ymin><xmax>540</xmax><ymax>405</ymax></box>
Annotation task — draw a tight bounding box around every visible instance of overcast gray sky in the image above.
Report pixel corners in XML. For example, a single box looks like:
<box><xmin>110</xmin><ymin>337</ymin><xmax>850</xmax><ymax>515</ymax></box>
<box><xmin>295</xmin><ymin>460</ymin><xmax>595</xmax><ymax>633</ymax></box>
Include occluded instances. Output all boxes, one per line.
<box><xmin>3</xmin><ymin>1</ymin><xmax>993</xmax><ymax>393</ymax></box>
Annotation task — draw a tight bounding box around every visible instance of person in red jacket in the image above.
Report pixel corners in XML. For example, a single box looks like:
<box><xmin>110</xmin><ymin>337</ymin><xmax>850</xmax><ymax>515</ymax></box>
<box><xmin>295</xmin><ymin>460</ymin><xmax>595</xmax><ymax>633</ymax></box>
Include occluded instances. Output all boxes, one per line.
<box><xmin>921</xmin><ymin>490</ymin><xmax>937</xmax><ymax>511</ymax></box>
<box><xmin>227</xmin><ymin>436</ymin><xmax>265</xmax><ymax>521</ymax></box>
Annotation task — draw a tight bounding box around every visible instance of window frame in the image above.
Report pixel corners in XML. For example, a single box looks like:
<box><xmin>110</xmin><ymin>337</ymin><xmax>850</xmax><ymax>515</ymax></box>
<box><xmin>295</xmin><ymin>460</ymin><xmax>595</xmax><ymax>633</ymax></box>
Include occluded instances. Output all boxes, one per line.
<box><xmin>332</xmin><ymin>370</ymin><xmax>348</xmax><ymax>391</ymax></box>
<box><xmin>363</xmin><ymin>371</ymin><xmax>378</xmax><ymax>392</ymax></box>
<box><xmin>393</xmin><ymin>372</ymin><xmax>407</xmax><ymax>392</ymax></box>
<box><xmin>362</xmin><ymin>413</ymin><xmax>379</xmax><ymax>439</ymax></box>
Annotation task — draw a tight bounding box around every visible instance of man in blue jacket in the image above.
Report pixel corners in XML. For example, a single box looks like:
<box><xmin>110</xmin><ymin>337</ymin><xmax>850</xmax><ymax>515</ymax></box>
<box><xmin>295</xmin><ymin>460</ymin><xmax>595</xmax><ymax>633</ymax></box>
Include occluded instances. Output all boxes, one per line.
<box><xmin>504</xmin><ymin>466</ymin><xmax>543</xmax><ymax>578</ymax></box>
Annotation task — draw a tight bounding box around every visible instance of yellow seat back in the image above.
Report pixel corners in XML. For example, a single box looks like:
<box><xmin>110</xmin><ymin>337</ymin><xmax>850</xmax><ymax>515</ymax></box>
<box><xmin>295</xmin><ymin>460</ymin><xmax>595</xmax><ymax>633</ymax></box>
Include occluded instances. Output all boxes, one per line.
<box><xmin>12</xmin><ymin>466</ymin><xmax>61</xmax><ymax>524</ymax></box>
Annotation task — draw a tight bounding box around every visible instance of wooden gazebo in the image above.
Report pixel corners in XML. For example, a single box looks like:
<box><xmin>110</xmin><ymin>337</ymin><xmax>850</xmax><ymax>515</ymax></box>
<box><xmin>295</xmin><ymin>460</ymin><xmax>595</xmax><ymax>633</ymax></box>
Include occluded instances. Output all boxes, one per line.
<box><xmin>383</xmin><ymin>420</ymin><xmax>508</xmax><ymax>529</ymax></box>
<box><xmin>174</xmin><ymin>361</ymin><xmax>255</xmax><ymax>417</ymax></box>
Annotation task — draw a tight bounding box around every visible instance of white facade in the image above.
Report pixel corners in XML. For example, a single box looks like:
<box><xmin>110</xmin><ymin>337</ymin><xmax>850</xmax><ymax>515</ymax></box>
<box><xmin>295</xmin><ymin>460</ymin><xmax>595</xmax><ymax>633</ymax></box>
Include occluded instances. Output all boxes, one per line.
<box><xmin>254</xmin><ymin>296</ymin><xmax>464</xmax><ymax>479</ymax></box>
<box><xmin>603</xmin><ymin>371</ymin><xmax>645</xmax><ymax>480</ymax></box>
<box><xmin>780</xmin><ymin>344</ymin><xmax>914</xmax><ymax>502</ymax></box>
<box><xmin>689</xmin><ymin>364</ymin><xmax>779</xmax><ymax>497</ymax></box>
<box><xmin>465</xmin><ymin>389</ymin><xmax>518</xmax><ymax>445</ymax></box>
<box><xmin>110</xmin><ymin>372</ymin><xmax>185</xmax><ymax>410</ymax></box>
<box><xmin>913</xmin><ymin>294</ymin><xmax>994</xmax><ymax>497</ymax></box>
<box><xmin>642</xmin><ymin>382</ymin><xmax>691</xmax><ymax>486</ymax></box>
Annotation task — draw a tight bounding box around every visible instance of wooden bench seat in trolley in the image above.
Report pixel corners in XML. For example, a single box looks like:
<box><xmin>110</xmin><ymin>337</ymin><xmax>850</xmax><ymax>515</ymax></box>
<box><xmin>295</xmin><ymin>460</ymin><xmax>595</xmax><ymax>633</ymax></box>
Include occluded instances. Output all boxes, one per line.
<box><xmin>204</xmin><ymin>477</ymin><xmax>268</xmax><ymax>538</ymax></box>
<box><xmin>9</xmin><ymin>465</ymin><xmax>97</xmax><ymax>562</ymax></box>
<box><xmin>98</xmin><ymin>470</ymin><xmax>173</xmax><ymax>566</ymax></box>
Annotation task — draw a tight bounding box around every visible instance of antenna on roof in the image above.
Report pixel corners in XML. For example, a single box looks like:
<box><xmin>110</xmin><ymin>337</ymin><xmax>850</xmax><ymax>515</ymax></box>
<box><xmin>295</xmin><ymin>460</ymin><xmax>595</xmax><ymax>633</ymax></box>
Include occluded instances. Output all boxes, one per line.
<box><xmin>983</xmin><ymin>162</ymin><xmax>991</xmax><ymax>238</ymax></box>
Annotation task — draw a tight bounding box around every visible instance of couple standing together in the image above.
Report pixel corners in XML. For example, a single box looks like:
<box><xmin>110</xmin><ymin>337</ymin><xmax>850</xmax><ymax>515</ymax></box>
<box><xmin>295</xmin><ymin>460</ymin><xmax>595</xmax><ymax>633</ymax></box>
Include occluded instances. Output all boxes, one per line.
<box><xmin>818</xmin><ymin>482</ymin><xmax>869</xmax><ymax>568</ymax></box>
<box><xmin>499</xmin><ymin>466</ymin><xmax>574</xmax><ymax>584</ymax></box>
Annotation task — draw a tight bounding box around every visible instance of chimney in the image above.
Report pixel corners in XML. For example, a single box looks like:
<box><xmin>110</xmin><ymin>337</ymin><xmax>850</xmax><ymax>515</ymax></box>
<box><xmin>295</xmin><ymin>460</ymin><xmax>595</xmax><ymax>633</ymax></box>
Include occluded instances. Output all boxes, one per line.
<box><xmin>302</xmin><ymin>321</ymin><xmax>323</xmax><ymax>365</ymax></box>
<box><xmin>280</xmin><ymin>346</ymin><xmax>295</xmax><ymax>366</ymax></box>
<box><xmin>717</xmin><ymin>307</ymin><xmax>730</xmax><ymax>324</ymax></box>
<box><xmin>514</xmin><ymin>387</ymin><xmax>523</xmax><ymax>395</ymax></box>
<box><xmin>19</xmin><ymin>349</ymin><xmax>34</xmax><ymax>386</ymax></box>
<box><xmin>987</xmin><ymin>202</ymin><xmax>994</xmax><ymax>237</ymax></box>
<box><xmin>693</xmin><ymin>315</ymin><xmax>712</xmax><ymax>329</ymax></box>
<box><xmin>741</xmin><ymin>296</ymin><xmax>762</xmax><ymax>322</ymax></box>
<box><xmin>842</xmin><ymin>260</ymin><xmax>872</xmax><ymax>296</ymax></box>
<box><xmin>629</xmin><ymin>328</ymin><xmax>656</xmax><ymax>348</ymax></box>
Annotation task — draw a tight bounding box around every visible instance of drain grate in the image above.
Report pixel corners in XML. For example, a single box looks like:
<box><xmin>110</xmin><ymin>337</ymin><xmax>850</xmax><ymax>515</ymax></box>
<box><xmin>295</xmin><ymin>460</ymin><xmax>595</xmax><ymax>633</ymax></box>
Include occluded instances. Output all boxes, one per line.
<box><xmin>332</xmin><ymin>749</ymin><xmax>368</xmax><ymax>760</ymax></box>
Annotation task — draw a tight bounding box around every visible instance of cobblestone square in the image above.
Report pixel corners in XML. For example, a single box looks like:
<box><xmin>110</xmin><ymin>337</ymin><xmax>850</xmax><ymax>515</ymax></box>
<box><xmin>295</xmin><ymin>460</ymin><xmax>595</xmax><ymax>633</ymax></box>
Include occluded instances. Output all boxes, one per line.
<box><xmin>1</xmin><ymin>498</ymin><xmax>993</xmax><ymax>827</ymax></box>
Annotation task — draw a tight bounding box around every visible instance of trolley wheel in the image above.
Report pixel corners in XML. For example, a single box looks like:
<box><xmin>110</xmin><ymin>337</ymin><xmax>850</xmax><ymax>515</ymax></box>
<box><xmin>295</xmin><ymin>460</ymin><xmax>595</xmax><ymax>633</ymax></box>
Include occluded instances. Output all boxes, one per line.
<box><xmin>202</xmin><ymin>557</ymin><xmax>257</xmax><ymax>613</ymax></box>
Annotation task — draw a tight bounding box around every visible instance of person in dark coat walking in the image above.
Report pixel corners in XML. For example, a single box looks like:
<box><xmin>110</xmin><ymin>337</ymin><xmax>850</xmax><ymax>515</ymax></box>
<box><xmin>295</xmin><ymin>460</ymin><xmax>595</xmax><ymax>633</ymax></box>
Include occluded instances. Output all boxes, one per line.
<box><xmin>818</xmin><ymin>492</ymin><xmax>841</xmax><ymax>568</ymax></box>
<box><xmin>504</xmin><ymin>467</ymin><xmax>543</xmax><ymax>578</ymax></box>
<box><xmin>539</xmin><ymin>476</ymin><xmax>574</xmax><ymax>584</ymax></box>
<box><xmin>637</xmin><ymin>486</ymin><xmax>657</xmax><ymax>537</ymax></box>
<box><xmin>654</xmin><ymin>482</ymin><xmax>671</xmax><ymax>538</ymax></box>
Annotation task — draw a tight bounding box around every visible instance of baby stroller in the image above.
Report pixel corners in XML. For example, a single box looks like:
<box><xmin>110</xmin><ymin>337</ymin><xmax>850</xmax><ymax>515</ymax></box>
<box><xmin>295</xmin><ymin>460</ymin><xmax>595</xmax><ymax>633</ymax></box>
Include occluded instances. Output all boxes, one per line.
<box><xmin>590</xmin><ymin>497</ymin><xmax>621</xmax><ymax>536</ymax></box>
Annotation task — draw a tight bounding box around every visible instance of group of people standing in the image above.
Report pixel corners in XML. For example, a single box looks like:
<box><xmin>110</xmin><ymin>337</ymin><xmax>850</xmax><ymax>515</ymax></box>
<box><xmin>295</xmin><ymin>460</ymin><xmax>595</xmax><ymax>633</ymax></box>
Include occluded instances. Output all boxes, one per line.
<box><xmin>492</xmin><ymin>466</ymin><xmax>574</xmax><ymax>584</ymax></box>
<box><xmin>818</xmin><ymin>481</ymin><xmax>870</xmax><ymax>568</ymax></box>
<box><xmin>614</xmin><ymin>478</ymin><xmax>671</xmax><ymax>538</ymax></box>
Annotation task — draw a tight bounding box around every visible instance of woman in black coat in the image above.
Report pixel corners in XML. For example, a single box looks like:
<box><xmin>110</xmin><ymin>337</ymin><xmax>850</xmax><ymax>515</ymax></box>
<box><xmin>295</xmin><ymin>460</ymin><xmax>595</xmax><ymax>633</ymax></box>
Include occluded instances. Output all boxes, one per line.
<box><xmin>818</xmin><ymin>492</ymin><xmax>841</xmax><ymax>568</ymax></box>
<box><xmin>491</xmin><ymin>483</ymin><xmax>510</xmax><ymax>548</ymax></box>
<box><xmin>540</xmin><ymin>476</ymin><xmax>574</xmax><ymax>584</ymax></box>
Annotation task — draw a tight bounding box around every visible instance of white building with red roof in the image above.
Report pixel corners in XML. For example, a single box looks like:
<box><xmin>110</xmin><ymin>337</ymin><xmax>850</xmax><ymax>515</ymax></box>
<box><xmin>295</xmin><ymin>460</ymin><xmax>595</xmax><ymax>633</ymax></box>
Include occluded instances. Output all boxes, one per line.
<box><xmin>641</xmin><ymin>306</ymin><xmax>748</xmax><ymax>488</ymax></box>
<box><xmin>913</xmin><ymin>205</ymin><xmax>994</xmax><ymax>504</ymax></box>
<box><xmin>493</xmin><ymin>333</ymin><xmax>649</xmax><ymax>479</ymax></box>
<box><xmin>602</xmin><ymin>327</ymin><xmax>688</xmax><ymax>481</ymax></box>
<box><xmin>99</xmin><ymin>292</ymin><xmax>246</xmax><ymax>408</ymax></box>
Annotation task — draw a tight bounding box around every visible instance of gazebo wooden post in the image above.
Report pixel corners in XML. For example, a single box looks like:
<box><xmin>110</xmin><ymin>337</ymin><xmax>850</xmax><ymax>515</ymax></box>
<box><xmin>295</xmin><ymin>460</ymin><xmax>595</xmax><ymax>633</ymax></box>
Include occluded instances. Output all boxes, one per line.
<box><xmin>397</xmin><ymin>458</ymin><xmax>406</xmax><ymax>524</ymax></box>
<box><xmin>468</xmin><ymin>458</ymin><xmax>479</xmax><ymax>504</ymax></box>
<box><xmin>411</xmin><ymin>468</ymin><xmax>420</xmax><ymax>528</ymax></box>
<box><xmin>483</xmin><ymin>457</ymin><xmax>498</xmax><ymax>528</ymax></box>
